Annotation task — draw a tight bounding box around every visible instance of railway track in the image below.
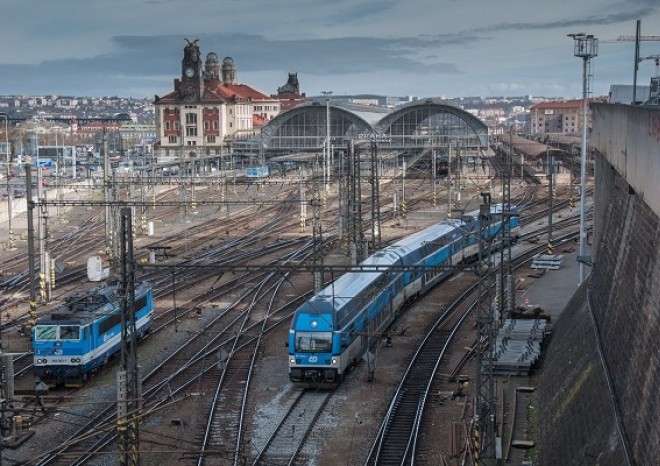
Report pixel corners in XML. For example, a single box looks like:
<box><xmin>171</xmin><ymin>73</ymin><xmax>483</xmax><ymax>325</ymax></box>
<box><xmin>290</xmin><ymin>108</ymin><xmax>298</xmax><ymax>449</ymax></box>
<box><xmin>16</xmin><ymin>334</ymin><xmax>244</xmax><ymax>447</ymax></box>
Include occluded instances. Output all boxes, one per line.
<box><xmin>28</xmin><ymin>244</ymin><xmax>316</xmax><ymax>465</ymax></box>
<box><xmin>251</xmin><ymin>389</ymin><xmax>331</xmax><ymax>466</ymax></box>
<box><xmin>1</xmin><ymin>165</ymin><xmax>588</xmax><ymax>465</ymax></box>
<box><xmin>363</xmin><ymin>230</ymin><xmax>580</xmax><ymax>465</ymax></box>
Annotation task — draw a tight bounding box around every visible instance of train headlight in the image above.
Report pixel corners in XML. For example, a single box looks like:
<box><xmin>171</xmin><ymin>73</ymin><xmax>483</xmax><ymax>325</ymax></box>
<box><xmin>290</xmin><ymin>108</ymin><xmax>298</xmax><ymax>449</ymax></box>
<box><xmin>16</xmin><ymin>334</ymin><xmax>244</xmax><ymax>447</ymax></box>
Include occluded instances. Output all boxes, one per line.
<box><xmin>289</xmin><ymin>358</ymin><xmax>296</xmax><ymax>364</ymax></box>
<box><xmin>331</xmin><ymin>358</ymin><xmax>338</xmax><ymax>365</ymax></box>
<box><xmin>71</xmin><ymin>358</ymin><xmax>81</xmax><ymax>363</ymax></box>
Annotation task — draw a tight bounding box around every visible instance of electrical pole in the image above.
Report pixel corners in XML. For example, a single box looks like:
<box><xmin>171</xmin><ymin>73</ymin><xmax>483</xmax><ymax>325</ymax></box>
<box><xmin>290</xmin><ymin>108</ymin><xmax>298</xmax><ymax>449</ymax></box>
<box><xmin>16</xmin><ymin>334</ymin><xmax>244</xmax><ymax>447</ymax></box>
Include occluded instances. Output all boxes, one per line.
<box><xmin>633</xmin><ymin>20</ymin><xmax>641</xmax><ymax>105</ymax></box>
<box><xmin>370</xmin><ymin>140</ymin><xmax>381</xmax><ymax>252</ymax></box>
<box><xmin>499</xmin><ymin>134</ymin><xmax>515</xmax><ymax>322</ymax></box>
<box><xmin>447</xmin><ymin>142</ymin><xmax>452</xmax><ymax>218</ymax></box>
<box><xmin>117</xmin><ymin>207</ymin><xmax>141</xmax><ymax>466</ymax></box>
<box><xmin>25</xmin><ymin>164</ymin><xmax>38</xmax><ymax>331</ymax></box>
<box><xmin>338</xmin><ymin>146</ymin><xmax>347</xmax><ymax>247</ymax></box>
<box><xmin>312</xmin><ymin>163</ymin><xmax>323</xmax><ymax>293</ymax></box>
<box><xmin>103</xmin><ymin>129</ymin><xmax>113</xmax><ymax>260</ymax></box>
<box><xmin>347</xmin><ymin>141</ymin><xmax>365</xmax><ymax>264</ymax></box>
<box><xmin>473</xmin><ymin>192</ymin><xmax>497</xmax><ymax>465</ymax></box>
<box><xmin>5</xmin><ymin>165</ymin><xmax>13</xmax><ymax>249</ymax></box>
<box><xmin>547</xmin><ymin>148</ymin><xmax>554</xmax><ymax>255</ymax></box>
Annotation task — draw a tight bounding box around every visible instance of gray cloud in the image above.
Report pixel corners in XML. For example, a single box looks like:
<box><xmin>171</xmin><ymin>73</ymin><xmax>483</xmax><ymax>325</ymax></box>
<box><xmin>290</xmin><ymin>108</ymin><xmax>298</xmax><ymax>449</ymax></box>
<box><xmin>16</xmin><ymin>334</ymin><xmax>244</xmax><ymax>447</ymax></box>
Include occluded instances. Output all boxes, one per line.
<box><xmin>0</xmin><ymin>0</ymin><xmax>658</xmax><ymax>98</ymax></box>
<box><xmin>475</xmin><ymin>5</ymin><xmax>658</xmax><ymax>33</ymax></box>
<box><xmin>0</xmin><ymin>33</ymin><xmax>468</xmax><ymax>96</ymax></box>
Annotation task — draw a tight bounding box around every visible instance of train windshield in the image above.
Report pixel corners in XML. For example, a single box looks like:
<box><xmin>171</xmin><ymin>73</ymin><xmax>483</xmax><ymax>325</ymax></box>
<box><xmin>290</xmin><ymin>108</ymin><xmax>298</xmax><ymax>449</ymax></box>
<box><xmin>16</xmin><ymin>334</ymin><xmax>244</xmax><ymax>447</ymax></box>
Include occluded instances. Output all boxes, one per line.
<box><xmin>295</xmin><ymin>332</ymin><xmax>332</xmax><ymax>353</ymax></box>
<box><xmin>59</xmin><ymin>325</ymin><xmax>80</xmax><ymax>340</ymax></box>
<box><xmin>35</xmin><ymin>325</ymin><xmax>57</xmax><ymax>341</ymax></box>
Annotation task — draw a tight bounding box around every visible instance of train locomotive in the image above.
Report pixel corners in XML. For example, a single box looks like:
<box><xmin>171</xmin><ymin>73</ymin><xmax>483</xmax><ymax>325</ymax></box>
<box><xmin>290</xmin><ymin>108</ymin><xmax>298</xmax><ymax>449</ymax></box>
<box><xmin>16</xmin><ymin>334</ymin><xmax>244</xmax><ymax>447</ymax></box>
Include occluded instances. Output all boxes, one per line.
<box><xmin>32</xmin><ymin>280</ymin><xmax>154</xmax><ymax>386</ymax></box>
<box><xmin>288</xmin><ymin>204</ymin><xmax>518</xmax><ymax>385</ymax></box>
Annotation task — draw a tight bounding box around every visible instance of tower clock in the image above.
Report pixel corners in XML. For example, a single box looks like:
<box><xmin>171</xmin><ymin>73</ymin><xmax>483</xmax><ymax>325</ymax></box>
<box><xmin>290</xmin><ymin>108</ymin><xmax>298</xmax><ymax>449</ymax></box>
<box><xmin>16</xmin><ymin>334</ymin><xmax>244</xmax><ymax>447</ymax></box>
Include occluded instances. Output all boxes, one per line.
<box><xmin>181</xmin><ymin>38</ymin><xmax>203</xmax><ymax>101</ymax></box>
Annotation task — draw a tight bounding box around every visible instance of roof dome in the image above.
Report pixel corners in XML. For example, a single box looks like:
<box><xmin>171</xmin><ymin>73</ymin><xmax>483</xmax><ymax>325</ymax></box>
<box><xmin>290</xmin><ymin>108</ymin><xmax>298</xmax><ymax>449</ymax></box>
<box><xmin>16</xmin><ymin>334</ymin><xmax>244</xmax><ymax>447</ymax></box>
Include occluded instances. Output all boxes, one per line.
<box><xmin>223</xmin><ymin>57</ymin><xmax>234</xmax><ymax>65</ymax></box>
<box><xmin>205</xmin><ymin>52</ymin><xmax>219</xmax><ymax>63</ymax></box>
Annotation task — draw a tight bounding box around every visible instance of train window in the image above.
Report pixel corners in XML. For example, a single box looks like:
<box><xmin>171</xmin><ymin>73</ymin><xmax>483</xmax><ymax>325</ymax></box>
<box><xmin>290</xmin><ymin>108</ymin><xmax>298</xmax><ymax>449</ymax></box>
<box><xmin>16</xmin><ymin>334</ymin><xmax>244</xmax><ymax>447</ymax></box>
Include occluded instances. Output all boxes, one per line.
<box><xmin>35</xmin><ymin>325</ymin><xmax>57</xmax><ymax>341</ymax></box>
<box><xmin>295</xmin><ymin>332</ymin><xmax>332</xmax><ymax>352</ymax></box>
<box><xmin>135</xmin><ymin>295</ymin><xmax>148</xmax><ymax>312</ymax></box>
<box><xmin>99</xmin><ymin>313</ymin><xmax>122</xmax><ymax>335</ymax></box>
<box><xmin>60</xmin><ymin>325</ymin><xmax>80</xmax><ymax>340</ymax></box>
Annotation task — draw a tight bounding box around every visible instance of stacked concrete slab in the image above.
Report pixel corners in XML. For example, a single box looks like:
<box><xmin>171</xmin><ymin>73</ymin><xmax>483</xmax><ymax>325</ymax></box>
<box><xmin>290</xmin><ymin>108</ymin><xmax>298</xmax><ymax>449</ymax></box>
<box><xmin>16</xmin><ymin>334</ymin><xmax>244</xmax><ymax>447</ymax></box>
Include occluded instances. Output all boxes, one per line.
<box><xmin>493</xmin><ymin>319</ymin><xmax>547</xmax><ymax>375</ymax></box>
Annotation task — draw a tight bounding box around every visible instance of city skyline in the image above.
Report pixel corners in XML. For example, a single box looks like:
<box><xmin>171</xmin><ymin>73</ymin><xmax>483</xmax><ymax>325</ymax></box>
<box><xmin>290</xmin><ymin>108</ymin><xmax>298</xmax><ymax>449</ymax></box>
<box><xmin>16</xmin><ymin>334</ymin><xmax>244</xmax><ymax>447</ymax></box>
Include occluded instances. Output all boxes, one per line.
<box><xmin>1</xmin><ymin>1</ymin><xmax>659</xmax><ymax>100</ymax></box>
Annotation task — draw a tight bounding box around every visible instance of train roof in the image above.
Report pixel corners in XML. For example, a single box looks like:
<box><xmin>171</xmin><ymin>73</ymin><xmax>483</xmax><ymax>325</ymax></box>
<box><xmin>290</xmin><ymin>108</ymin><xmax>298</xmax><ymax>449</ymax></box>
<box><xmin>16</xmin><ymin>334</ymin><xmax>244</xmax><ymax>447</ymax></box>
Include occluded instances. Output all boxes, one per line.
<box><xmin>391</xmin><ymin>220</ymin><xmax>463</xmax><ymax>251</ymax></box>
<box><xmin>311</xmin><ymin>219</ymin><xmax>464</xmax><ymax>310</ymax></box>
<box><xmin>35</xmin><ymin>281</ymin><xmax>151</xmax><ymax>326</ymax></box>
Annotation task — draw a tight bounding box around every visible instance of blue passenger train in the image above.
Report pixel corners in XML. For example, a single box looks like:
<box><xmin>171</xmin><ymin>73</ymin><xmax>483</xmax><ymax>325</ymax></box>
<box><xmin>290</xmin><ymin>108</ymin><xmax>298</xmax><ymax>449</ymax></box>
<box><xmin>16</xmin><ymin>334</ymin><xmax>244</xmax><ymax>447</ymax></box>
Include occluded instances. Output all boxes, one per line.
<box><xmin>288</xmin><ymin>205</ymin><xmax>518</xmax><ymax>385</ymax></box>
<box><xmin>33</xmin><ymin>280</ymin><xmax>154</xmax><ymax>386</ymax></box>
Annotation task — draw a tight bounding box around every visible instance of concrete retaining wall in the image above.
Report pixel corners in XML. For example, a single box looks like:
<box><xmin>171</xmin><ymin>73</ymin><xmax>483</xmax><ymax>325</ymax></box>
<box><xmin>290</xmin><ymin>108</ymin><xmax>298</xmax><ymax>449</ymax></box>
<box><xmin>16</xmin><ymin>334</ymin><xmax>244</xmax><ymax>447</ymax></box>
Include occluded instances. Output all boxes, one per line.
<box><xmin>591</xmin><ymin>103</ymin><xmax>660</xmax><ymax>219</ymax></box>
<box><xmin>539</xmin><ymin>104</ymin><xmax>660</xmax><ymax>464</ymax></box>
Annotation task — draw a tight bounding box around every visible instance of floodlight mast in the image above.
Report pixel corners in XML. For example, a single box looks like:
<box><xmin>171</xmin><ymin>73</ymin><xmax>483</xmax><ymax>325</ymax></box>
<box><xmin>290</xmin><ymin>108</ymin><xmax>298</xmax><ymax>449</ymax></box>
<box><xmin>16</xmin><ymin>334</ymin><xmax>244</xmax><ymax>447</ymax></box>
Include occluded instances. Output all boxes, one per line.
<box><xmin>568</xmin><ymin>32</ymin><xmax>598</xmax><ymax>285</ymax></box>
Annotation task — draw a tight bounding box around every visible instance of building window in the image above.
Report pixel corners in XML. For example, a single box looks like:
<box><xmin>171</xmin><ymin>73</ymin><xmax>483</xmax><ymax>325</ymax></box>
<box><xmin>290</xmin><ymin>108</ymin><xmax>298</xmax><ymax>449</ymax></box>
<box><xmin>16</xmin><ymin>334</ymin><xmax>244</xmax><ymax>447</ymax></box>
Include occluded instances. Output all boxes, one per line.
<box><xmin>230</xmin><ymin>122</ymin><xmax>233</xmax><ymax>128</ymax></box>
<box><xmin>207</xmin><ymin>135</ymin><xmax>216</xmax><ymax>143</ymax></box>
<box><xmin>186</xmin><ymin>127</ymin><xmax>198</xmax><ymax>137</ymax></box>
<box><xmin>213</xmin><ymin>121</ymin><xmax>218</xmax><ymax>130</ymax></box>
<box><xmin>168</xmin><ymin>135</ymin><xmax>177</xmax><ymax>144</ymax></box>
<box><xmin>204</xmin><ymin>121</ymin><xmax>209</xmax><ymax>131</ymax></box>
<box><xmin>175</xmin><ymin>122</ymin><xmax>180</xmax><ymax>130</ymax></box>
<box><xmin>186</xmin><ymin>113</ymin><xmax>197</xmax><ymax>125</ymax></box>
<box><xmin>165</xmin><ymin>121</ymin><xmax>170</xmax><ymax>130</ymax></box>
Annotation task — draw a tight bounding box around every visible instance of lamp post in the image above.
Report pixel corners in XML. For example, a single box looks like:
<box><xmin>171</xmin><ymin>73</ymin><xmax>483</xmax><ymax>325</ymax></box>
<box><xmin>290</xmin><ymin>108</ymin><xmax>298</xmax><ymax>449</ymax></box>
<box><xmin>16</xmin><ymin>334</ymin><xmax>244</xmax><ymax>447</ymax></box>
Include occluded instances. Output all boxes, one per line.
<box><xmin>568</xmin><ymin>32</ymin><xmax>598</xmax><ymax>285</ymax></box>
<box><xmin>0</xmin><ymin>113</ymin><xmax>8</xmax><ymax>165</ymax></box>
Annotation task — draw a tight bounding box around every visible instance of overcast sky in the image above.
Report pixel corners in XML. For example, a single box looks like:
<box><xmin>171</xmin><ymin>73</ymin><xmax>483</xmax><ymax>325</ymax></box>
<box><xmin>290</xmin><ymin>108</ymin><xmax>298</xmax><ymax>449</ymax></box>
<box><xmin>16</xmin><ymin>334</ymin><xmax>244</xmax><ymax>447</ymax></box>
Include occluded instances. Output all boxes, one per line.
<box><xmin>1</xmin><ymin>0</ymin><xmax>659</xmax><ymax>100</ymax></box>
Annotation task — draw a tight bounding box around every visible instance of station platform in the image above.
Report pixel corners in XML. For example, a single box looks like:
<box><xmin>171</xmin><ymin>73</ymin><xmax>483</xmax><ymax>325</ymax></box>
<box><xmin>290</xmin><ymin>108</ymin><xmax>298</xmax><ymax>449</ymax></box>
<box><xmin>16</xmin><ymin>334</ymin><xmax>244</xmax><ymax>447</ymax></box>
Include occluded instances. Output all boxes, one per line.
<box><xmin>518</xmin><ymin>248</ymin><xmax>587</xmax><ymax>322</ymax></box>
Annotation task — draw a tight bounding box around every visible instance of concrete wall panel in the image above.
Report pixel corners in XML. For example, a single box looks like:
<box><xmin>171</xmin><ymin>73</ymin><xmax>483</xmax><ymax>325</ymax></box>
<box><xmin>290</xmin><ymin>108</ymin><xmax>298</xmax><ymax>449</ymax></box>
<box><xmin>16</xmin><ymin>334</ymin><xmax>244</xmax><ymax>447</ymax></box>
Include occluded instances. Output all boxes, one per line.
<box><xmin>592</xmin><ymin>103</ymin><xmax>660</xmax><ymax>219</ymax></box>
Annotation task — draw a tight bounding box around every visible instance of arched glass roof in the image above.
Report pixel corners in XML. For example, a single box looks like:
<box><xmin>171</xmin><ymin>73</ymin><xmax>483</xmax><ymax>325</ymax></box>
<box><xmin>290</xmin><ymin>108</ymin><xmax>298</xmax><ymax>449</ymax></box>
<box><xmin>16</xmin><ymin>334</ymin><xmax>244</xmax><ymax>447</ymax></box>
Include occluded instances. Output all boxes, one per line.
<box><xmin>373</xmin><ymin>98</ymin><xmax>489</xmax><ymax>148</ymax></box>
<box><xmin>261</xmin><ymin>98</ymin><xmax>488</xmax><ymax>154</ymax></box>
<box><xmin>261</xmin><ymin>101</ymin><xmax>377</xmax><ymax>152</ymax></box>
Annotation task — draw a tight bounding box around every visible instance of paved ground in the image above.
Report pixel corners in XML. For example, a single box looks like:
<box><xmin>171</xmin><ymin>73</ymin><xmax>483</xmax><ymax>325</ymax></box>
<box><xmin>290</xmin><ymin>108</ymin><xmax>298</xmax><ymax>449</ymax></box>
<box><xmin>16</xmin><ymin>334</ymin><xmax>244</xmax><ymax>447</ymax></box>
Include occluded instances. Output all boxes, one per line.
<box><xmin>518</xmin><ymin>246</ymin><xmax>591</xmax><ymax>321</ymax></box>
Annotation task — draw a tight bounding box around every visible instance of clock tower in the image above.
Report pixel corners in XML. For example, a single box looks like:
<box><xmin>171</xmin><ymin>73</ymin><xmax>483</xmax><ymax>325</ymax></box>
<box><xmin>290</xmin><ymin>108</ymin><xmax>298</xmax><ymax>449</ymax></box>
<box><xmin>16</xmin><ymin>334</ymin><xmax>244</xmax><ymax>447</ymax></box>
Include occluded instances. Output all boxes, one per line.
<box><xmin>181</xmin><ymin>38</ymin><xmax>203</xmax><ymax>101</ymax></box>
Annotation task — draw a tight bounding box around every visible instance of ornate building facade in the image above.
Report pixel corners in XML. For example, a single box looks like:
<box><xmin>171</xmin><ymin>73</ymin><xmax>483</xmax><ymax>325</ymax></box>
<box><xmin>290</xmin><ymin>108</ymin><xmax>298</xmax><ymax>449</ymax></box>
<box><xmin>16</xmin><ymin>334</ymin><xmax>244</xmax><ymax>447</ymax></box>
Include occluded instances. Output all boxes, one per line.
<box><xmin>154</xmin><ymin>39</ymin><xmax>299</xmax><ymax>157</ymax></box>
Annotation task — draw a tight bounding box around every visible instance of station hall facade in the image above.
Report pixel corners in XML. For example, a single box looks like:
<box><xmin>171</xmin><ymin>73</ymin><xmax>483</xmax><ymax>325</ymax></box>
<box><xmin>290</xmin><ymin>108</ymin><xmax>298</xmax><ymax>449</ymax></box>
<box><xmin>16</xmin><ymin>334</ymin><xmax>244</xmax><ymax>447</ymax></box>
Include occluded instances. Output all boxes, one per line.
<box><xmin>153</xmin><ymin>39</ymin><xmax>490</xmax><ymax>160</ymax></box>
<box><xmin>153</xmin><ymin>39</ymin><xmax>305</xmax><ymax>158</ymax></box>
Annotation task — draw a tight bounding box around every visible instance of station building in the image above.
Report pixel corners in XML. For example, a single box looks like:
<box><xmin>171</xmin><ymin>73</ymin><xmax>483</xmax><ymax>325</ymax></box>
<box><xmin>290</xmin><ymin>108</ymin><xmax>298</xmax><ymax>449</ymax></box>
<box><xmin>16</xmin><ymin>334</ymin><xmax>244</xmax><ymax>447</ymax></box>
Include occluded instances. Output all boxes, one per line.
<box><xmin>153</xmin><ymin>39</ymin><xmax>305</xmax><ymax>159</ymax></box>
<box><xmin>152</xmin><ymin>39</ymin><xmax>491</xmax><ymax>165</ymax></box>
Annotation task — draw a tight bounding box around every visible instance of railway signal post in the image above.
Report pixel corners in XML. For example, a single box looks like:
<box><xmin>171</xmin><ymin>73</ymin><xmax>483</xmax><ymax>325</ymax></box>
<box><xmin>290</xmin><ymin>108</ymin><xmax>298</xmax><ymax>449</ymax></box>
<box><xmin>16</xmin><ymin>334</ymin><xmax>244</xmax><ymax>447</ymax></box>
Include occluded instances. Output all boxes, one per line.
<box><xmin>474</xmin><ymin>192</ymin><xmax>498</xmax><ymax>465</ymax></box>
<box><xmin>117</xmin><ymin>207</ymin><xmax>142</xmax><ymax>466</ymax></box>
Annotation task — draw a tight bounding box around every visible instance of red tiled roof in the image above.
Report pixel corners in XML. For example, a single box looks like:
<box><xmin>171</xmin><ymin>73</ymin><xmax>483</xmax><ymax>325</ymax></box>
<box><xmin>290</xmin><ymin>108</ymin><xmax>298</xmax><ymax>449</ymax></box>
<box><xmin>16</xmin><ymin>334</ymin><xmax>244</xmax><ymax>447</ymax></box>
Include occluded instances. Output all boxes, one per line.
<box><xmin>201</xmin><ymin>88</ymin><xmax>228</xmax><ymax>103</ymax></box>
<box><xmin>531</xmin><ymin>99</ymin><xmax>583</xmax><ymax>110</ymax></box>
<box><xmin>253</xmin><ymin>114</ymin><xmax>268</xmax><ymax>127</ymax></box>
<box><xmin>154</xmin><ymin>90</ymin><xmax>180</xmax><ymax>104</ymax></box>
<box><xmin>220</xmin><ymin>83</ymin><xmax>271</xmax><ymax>100</ymax></box>
<box><xmin>154</xmin><ymin>78</ymin><xmax>274</xmax><ymax>104</ymax></box>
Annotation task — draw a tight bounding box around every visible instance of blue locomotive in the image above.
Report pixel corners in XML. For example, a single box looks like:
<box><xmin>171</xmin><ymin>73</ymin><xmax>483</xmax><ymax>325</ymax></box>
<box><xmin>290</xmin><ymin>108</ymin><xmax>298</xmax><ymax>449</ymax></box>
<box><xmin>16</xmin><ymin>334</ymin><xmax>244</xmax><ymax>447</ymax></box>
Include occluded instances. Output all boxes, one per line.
<box><xmin>288</xmin><ymin>205</ymin><xmax>518</xmax><ymax>385</ymax></box>
<box><xmin>33</xmin><ymin>280</ymin><xmax>154</xmax><ymax>386</ymax></box>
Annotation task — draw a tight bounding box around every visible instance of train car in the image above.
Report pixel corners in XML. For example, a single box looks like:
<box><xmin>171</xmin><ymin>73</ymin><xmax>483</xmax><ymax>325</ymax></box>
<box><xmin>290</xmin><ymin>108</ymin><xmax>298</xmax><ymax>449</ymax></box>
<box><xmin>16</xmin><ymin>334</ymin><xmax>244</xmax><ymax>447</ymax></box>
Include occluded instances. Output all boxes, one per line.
<box><xmin>33</xmin><ymin>280</ymin><xmax>154</xmax><ymax>387</ymax></box>
<box><xmin>288</xmin><ymin>204</ymin><xmax>518</xmax><ymax>386</ymax></box>
<box><xmin>245</xmin><ymin>165</ymin><xmax>270</xmax><ymax>178</ymax></box>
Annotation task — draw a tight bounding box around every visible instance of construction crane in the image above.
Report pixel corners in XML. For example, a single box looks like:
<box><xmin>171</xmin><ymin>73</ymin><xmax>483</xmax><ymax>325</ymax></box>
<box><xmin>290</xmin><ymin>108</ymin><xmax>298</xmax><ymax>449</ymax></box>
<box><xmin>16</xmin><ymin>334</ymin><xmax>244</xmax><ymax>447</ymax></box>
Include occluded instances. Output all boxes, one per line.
<box><xmin>601</xmin><ymin>35</ymin><xmax>660</xmax><ymax>43</ymax></box>
<box><xmin>641</xmin><ymin>55</ymin><xmax>660</xmax><ymax>78</ymax></box>
<box><xmin>616</xmin><ymin>35</ymin><xmax>660</xmax><ymax>42</ymax></box>
<box><xmin>602</xmin><ymin>20</ymin><xmax>660</xmax><ymax>104</ymax></box>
